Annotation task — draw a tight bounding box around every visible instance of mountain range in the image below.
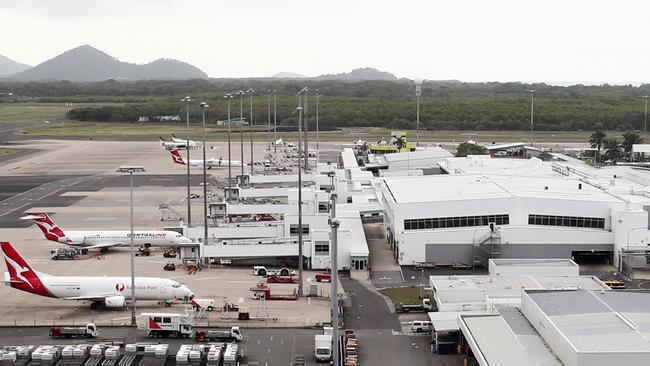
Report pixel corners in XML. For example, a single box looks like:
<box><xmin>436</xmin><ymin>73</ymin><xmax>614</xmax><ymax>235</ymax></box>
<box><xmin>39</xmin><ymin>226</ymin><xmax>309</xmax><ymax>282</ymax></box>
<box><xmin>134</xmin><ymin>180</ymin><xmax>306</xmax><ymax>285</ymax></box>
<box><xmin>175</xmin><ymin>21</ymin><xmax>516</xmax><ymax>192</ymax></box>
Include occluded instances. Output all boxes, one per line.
<box><xmin>0</xmin><ymin>55</ymin><xmax>31</xmax><ymax>76</ymax></box>
<box><xmin>2</xmin><ymin>45</ymin><xmax>207</xmax><ymax>81</ymax></box>
<box><xmin>272</xmin><ymin>67</ymin><xmax>398</xmax><ymax>81</ymax></box>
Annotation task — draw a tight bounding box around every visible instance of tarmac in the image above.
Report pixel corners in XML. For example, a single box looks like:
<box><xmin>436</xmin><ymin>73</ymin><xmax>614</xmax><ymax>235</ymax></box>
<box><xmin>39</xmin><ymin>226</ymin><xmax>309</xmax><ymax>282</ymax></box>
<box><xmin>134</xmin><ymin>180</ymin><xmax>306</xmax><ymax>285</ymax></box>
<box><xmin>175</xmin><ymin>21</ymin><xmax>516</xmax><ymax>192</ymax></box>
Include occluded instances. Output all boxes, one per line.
<box><xmin>0</xmin><ymin>139</ymin><xmax>335</xmax><ymax>328</ymax></box>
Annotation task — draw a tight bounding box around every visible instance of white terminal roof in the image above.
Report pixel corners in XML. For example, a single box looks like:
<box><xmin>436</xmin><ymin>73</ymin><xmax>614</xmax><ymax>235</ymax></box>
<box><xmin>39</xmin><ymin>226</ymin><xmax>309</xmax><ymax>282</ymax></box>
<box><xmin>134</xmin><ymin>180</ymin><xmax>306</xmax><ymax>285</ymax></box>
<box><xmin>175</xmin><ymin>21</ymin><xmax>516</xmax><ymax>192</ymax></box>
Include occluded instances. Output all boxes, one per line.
<box><xmin>526</xmin><ymin>290</ymin><xmax>650</xmax><ymax>354</ymax></box>
<box><xmin>336</xmin><ymin>204</ymin><xmax>370</xmax><ymax>257</ymax></box>
<box><xmin>382</xmin><ymin>147</ymin><xmax>453</xmax><ymax>162</ymax></box>
<box><xmin>383</xmin><ymin>174</ymin><xmax>623</xmax><ymax>204</ymax></box>
<box><xmin>460</xmin><ymin>308</ymin><xmax>562</xmax><ymax>366</ymax></box>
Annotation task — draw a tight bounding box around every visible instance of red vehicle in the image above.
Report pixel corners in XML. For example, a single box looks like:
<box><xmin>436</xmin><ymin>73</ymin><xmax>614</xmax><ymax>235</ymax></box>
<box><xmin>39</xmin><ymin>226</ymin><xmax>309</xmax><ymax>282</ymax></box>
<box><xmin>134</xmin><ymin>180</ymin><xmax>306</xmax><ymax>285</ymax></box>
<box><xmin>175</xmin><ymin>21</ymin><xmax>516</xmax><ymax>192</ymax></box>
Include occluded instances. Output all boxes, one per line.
<box><xmin>315</xmin><ymin>273</ymin><xmax>332</xmax><ymax>282</ymax></box>
<box><xmin>266</xmin><ymin>275</ymin><xmax>297</xmax><ymax>283</ymax></box>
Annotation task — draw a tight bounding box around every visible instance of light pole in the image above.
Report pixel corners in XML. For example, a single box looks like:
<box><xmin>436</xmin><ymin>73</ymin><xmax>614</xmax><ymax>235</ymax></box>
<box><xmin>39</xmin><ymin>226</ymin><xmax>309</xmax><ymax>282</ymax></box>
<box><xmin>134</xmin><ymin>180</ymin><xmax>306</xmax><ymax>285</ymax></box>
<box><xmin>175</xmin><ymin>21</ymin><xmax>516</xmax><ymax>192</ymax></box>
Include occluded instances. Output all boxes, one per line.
<box><xmin>181</xmin><ymin>96</ymin><xmax>192</xmax><ymax>226</ymax></box>
<box><xmin>267</xmin><ymin>90</ymin><xmax>272</xmax><ymax>151</ymax></box>
<box><xmin>200</xmin><ymin>102</ymin><xmax>209</xmax><ymax>248</ymax></box>
<box><xmin>296</xmin><ymin>106</ymin><xmax>304</xmax><ymax>297</ymax></box>
<box><xmin>116</xmin><ymin>165</ymin><xmax>145</xmax><ymax>326</ymax></box>
<box><xmin>329</xmin><ymin>193</ymin><xmax>340</xmax><ymax>366</ymax></box>
<box><xmin>273</xmin><ymin>90</ymin><xmax>278</xmax><ymax>155</ymax></box>
<box><xmin>224</xmin><ymin>93</ymin><xmax>234</xmax><ymax>202</ymax></box>
<box><xmin>529</xmin><ymin>89</ymin><xmax>536</xmax><ymax>146</ymax></box>
<box><xmin>247</xmin><ymin>88</ymin><xmax>255</xmax><ymax>175</ymax></box>
<box><xmin>415</xmin><ymin>78</ymin><xmax>423</xmax><ymax>146</ymax></box>
<box><xmin>315</xmin><ymin>89</ymin><xmax>320</xmax><ymax>150</ymax></box>
<box><xmin>304</xmin><ymin>87</ymin><xmax>309</xmax><ymax>172</ymax></box>
<box><xmin>236</xmin><ymin>91</ymin><xmax>245</xmax><ymax>181</ymax></box>
<box><xmin>643</xmin><ymin>95</ymin><xmax>650</xmax><ymax>133</ymax></box>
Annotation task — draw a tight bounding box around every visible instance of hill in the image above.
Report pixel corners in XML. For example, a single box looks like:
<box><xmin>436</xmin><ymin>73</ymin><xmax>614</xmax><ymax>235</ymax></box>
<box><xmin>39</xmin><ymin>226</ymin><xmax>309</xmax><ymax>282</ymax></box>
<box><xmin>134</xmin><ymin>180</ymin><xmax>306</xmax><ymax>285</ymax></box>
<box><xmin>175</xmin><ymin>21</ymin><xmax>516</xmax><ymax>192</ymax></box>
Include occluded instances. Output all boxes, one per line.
<box><xmin>10</xmin><ymin>45</ymin><xmax>207</xmax><ymax>81</ymax></box>
<box><xmin>0</xmin><ymin>55</ymin><xmax>31</xmax><ymax>76</ymax></box>
<box><xmin>272</xmin><ymin>72</ymin><xmax>308</xmax><ymax>79</ymax></box>
<box><xmin>316</xmin><ymin>67</ymin><xmax>397</xmax><ymax>81</ymax></box>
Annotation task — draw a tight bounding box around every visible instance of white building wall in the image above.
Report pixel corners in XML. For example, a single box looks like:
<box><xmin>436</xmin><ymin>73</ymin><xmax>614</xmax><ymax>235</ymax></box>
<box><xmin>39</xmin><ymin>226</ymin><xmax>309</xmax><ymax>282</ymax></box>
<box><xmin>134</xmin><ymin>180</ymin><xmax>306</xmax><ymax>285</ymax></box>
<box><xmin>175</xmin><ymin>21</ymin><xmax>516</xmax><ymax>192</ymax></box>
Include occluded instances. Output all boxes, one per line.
<box><xmin>611</xmin><ymin>208</ymin><xmax>649</xmax><ymax>267</ymax></box>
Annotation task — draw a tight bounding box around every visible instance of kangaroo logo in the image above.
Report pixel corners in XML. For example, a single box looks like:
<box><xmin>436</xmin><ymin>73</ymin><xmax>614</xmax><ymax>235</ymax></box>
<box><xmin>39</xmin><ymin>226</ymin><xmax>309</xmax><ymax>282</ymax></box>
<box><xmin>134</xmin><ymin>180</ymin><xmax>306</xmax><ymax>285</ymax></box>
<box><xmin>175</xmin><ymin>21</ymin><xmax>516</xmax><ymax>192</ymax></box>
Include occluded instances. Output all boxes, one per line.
<box><xmin>115</xmin><ymin>283</ymin><xmax>126</xmax><ymax>292</ymax></box>
<box><xmin>24</xmin><ymin>213</ymin><xmax>66</xmax><ymax>242</ymax></box>
<box><xmin>170</xmin><ymin>150</ymin><xmax>184</xmax><ymax>164</ymax></box>
<box><xmin>5</xmin><ymin>255</ymin><xmax>33</xmax><ymax>289</ymax></box>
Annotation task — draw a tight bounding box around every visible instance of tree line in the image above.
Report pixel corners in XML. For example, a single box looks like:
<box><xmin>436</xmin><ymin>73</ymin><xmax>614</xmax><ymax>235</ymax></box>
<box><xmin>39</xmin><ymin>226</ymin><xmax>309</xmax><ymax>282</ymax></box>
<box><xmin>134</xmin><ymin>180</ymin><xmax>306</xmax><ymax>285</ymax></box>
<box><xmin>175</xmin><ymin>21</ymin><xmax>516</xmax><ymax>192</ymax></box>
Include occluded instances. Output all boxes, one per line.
<box><xmin>3</xmin><ymin>79</ymin><xmax>650</xmax><ymax>131</ymax></box>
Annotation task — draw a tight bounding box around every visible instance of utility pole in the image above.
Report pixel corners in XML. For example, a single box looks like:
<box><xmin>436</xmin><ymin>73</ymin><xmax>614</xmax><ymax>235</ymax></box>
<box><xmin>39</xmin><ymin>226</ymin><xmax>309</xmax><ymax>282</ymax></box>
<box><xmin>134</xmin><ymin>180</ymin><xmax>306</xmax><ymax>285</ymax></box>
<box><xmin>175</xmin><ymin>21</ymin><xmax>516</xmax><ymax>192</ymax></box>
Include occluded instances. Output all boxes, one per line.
<box><xmin>529</xmin><ymin>89</ymin><xmax>536</xmax><ymax>146</ymax></box>
<box><xmin>329</xmin><ymin>192</ymin><xmax>340</xmax><ymax>366</ymax></box>
<box><xmin>315</xmin><ymin>90</ymin><xmax>320</xmax><ymax>150</ymax></box>
<box><xmin>237</xmin><ymin>91</ymin><xmax>245</xmax><ymax>182</ymax></box>
<box><xmin>296</xmin><ymin>105</ymin><xmax>304</xmax><ymax>297</ymax></box>
<box><xmin>224</xmin><ymin>93</ymin><xmax>234</xmax><ymax>202</ymax></box>
<box><xmin>273</xmin><ymin>90</ymin><xmax>278</xmax><ymax>155</ymax></box>
<box><xmin>415</xmin><ymin>78</ymin><xmax>423</xmax><ymax>146</ymax></box>
<box><xmin>247</xmin><ymin>88</ymin><xmax>255</xmax><ymax>176</ymax></box>
<box><xmin>643</xmin><ymin>95</ymin><xmax>650</xmax><ymax>133</ymax></box>
<box><xmin>304</xmin><ymin>87</ymin><xmax>309</xmax><ymax>172</ymax></box>
<box><xmin>200</xmin><ymin>102</ymin><xmax>209</xmax><ymax>249</ymax></box>
<box><xmin>181</xmin><ymin>96</ymin><xmax>192</xmax><ymax>226</ymax></box>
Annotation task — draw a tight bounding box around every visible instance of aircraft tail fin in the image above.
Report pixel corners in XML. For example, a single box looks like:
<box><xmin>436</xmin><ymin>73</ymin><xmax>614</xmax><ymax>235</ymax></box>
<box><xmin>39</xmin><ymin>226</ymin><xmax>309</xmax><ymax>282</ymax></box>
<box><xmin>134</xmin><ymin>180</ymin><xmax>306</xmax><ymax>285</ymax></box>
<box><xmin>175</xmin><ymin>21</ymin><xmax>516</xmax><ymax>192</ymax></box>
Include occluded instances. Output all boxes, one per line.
<box><xmin>170</xmin><ymin>149</ymin><xmax>185</xmax><ymax>165</ymax></box>
<box><xmin>21</xmin><ymin>212</ymin><xmax>67</xmax><ymax>242</ymax></box>
<box><xmin>1</xmin><ymin>242</ymin><xmax>52</xmax><ymax>297</ymax></box>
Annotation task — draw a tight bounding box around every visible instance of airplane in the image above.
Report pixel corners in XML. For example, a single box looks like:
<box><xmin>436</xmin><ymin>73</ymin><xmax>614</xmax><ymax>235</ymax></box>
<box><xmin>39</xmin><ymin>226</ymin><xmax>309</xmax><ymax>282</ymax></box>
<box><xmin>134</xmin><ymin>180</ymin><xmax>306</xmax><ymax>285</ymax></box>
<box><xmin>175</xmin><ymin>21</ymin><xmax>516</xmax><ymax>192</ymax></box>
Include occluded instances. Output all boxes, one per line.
<box><xmin>159</xmin><ymin>136</ymin><xmax>196</xmax><ymax>150</ymax></box>
<box><xmin>169</xmin><ymin>149</ymin><xmax>244</xmax><ymax>169</ymax></box>
<box><xmin>170</xmin><ymin>133</ymin><xmax>198</xmax><ymax>146</ymax></box>
<box><xmin>1</xmin><ymin>242</ymin><xmax>193</xmax><ymax>309</ymax></box>
<box><xmin>21</xmin><ymin>212</ymin><xmax>192</xmax><ymax>252</ymax></box>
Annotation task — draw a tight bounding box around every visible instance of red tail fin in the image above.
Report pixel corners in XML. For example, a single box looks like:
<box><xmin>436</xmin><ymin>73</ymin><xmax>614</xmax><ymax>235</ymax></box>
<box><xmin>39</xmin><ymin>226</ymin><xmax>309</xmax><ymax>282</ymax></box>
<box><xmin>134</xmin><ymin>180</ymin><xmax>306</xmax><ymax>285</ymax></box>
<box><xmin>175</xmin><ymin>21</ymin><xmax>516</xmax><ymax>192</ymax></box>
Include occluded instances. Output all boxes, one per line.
<box><xmin>170</xmin><ymin>149</ymin><xmax>185</xmax><ymax>165</ymax></box>
<box><xmin>1</xmin><ymin>242</ymin><xmax>52</xmax><ymax>297</ymax></box>
<box><xmin>21</xmin><ymin>212</ymin><xmax>66</xmax><ymax>242</ymax></box>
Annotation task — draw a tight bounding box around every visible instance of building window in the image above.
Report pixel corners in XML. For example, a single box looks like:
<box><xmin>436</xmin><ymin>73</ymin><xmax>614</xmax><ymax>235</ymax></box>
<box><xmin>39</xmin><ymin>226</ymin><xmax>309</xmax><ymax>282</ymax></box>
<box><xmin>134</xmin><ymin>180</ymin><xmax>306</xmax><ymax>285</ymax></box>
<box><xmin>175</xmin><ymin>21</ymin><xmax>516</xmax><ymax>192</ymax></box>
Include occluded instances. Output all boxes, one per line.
<box><xmin>315</xmin><ymin>241</ymin><xmax>329</xmax><ymax>255</ymax></box>
<box><xmin>290</xmin><ymin>224</ymin><xmax>310</xmax><ymax>235</ymax></box>
<box><xmin>404</xmin><ymin>214</ymin><xmax>509</xmax><ymax>231</ymax></box>
<box><xmin>318</xmin><ymin>203</ymin><xmax>331</xmax><ymax>213</ymax></box>
<box><xmin>528</xmin><ymin>214</ymin><xmax>604</xmax><ymax>229</ymax></box>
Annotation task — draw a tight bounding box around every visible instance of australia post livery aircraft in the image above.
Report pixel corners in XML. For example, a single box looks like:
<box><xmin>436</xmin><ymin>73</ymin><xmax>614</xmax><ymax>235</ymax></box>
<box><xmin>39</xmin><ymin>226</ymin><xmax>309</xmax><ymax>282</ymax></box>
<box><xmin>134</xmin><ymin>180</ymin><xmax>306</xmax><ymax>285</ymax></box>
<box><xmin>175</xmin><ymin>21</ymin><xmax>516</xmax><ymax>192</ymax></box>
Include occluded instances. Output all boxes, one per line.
<box><xmin>1</xmin><ymin>242</ymin><xmax>193</xmax><ymax>309</ymax></box>
<box><xmin>169</xmin><ymin>149</ymin><xmax>244</xmax><ymax>169</ymax></box>
<box><xmin>21</xmin><ymin>212</ymin><xmax>192</xmax><ymax>251</ymax></box>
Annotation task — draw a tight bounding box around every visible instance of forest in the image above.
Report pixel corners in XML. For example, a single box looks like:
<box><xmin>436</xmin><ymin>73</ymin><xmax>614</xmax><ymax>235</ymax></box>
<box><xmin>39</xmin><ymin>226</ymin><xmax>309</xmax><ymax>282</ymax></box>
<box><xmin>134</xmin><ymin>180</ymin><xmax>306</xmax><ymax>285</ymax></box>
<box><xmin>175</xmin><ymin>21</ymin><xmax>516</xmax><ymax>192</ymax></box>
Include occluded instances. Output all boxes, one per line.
<box><xmin>2</xmin><ymin>79</ymin><xmax>649</xmax><ymax>131</ymax></box>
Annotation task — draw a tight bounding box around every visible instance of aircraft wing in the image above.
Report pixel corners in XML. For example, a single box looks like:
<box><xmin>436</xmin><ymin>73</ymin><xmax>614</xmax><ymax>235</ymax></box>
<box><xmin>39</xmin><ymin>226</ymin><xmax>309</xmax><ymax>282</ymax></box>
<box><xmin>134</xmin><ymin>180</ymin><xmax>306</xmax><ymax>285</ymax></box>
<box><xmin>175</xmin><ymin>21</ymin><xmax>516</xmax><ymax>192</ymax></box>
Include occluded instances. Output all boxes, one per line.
<box><xmin>81</xmin><ymin>243</ymin><xmax>123</xmax><ymax>250</ymax></box>
<box><xmin>62</xmin><ymin>295</ymin><xmax>116</xmax><ymax>301</ymax></box>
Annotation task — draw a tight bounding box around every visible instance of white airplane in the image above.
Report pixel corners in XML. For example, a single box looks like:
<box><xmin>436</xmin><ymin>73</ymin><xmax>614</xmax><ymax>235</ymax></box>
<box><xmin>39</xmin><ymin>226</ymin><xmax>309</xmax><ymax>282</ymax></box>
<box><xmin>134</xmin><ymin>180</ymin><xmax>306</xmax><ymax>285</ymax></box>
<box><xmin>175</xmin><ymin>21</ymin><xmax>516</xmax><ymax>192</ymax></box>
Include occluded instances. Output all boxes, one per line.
<box><xmin>170</xmin><ymin>133</ymin><xmax>195</xmax><ymax>145</ymax></box>
<box><xmin>1</xmin><ymin>242</ymin><xmax>193</xmax><ymax>309</ymax></box>
<box><xmin>169</xmin><ymin>149</ymin><xmax>244</xmax><ymax>169</ymax></box>
<box><xmin>159</xmin><ymin>136</ymin><xmax>196</xmax><ymax>150</ymax></box>
<box><xmin>21</xmin><ymin>212</ymin><xmax>192</xmax><ymax>252</ymax></box>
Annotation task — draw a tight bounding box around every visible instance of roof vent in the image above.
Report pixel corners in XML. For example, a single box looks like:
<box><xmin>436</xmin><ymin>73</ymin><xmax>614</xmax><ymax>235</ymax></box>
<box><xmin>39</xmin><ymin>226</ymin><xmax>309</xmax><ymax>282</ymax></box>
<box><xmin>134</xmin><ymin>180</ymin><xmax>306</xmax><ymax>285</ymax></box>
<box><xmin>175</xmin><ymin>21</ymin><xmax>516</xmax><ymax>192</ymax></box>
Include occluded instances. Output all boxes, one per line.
<box><xmin>544</xmin><ymin>186</ymin><xmax>548</xmax><ymax>190</ymax></box>
<box><xmin>578</xmin><ymin>183</ymin><xmax>582</xmax><ymax>190</ymax></box>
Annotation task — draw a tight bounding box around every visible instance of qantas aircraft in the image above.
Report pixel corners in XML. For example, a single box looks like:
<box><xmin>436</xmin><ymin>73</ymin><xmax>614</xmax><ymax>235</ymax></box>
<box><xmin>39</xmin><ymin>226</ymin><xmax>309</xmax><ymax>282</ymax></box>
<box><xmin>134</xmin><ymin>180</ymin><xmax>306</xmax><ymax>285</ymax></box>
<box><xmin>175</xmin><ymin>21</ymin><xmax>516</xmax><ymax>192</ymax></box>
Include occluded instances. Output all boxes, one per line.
<box><xmin>159</xmin><ymin>136</ymin><xmax>196</xmax><ymax>150</ymax></box>
<box><xmin>169</xmin><ymin>149</ymin><xmax>244</xmax><ymax>169</ymax></box>
<box><xmin>1</xmin><ymin>242</ymin><xmax>193</xmax><ymax>309</ymax></box>
<box><xmin>21</xmin><ymin>212</ymin><xmax>192</xmax><ymax>252</ymax></box>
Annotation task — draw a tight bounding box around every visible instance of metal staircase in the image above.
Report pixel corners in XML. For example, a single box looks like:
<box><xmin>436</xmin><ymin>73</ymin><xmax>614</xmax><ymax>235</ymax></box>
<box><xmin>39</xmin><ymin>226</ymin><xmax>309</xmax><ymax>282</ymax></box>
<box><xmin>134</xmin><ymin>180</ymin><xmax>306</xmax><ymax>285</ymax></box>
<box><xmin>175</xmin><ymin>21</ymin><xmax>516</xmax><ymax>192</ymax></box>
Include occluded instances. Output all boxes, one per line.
<box><xmin>158</xmin><ymin>203</ymin><xmax>184</xmax><ymax>221</ymax></box>
<box><xmin>473</xmin><ymin>226</ymin><xmax>502</xmax><ymax>268</ymax></box>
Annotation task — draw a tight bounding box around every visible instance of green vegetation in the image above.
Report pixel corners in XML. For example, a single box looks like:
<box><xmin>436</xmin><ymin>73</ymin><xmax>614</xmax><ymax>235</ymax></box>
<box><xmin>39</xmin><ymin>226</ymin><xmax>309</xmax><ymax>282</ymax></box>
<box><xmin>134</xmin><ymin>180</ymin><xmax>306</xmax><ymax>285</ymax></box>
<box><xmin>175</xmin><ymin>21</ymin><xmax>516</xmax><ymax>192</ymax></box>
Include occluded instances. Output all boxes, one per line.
<box><xmin>0</xmin><ymin>148</ymin><xmax>20</xmax><ymax>158</ymax></box>
<box><xmin>0</xmin><ymin>104</ymin><xmax>73</xmax><ymax>123</ymax></box>
<box><xmin>379</xmin><ymin>286</ymin><xmax>433</xmax><ymax>306</ymax></box>
<box><xmin>2</xmin><ymin>79</ymin><xmax>650</xmax><ymax>132</ymax></box>
<box><xmin>456</xmin><ymin>142</ymin><xmax>487</xmax><ymax>157</ymax></box>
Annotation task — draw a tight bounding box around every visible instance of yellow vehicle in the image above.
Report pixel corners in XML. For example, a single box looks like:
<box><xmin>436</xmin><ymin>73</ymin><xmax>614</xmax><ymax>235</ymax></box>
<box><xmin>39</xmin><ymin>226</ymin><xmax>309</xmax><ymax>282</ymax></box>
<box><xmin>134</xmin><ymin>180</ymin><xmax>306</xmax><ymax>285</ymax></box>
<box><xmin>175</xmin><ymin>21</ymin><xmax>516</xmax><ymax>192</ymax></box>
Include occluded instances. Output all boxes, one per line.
<box><xmin>602</xmin><ymin>280</ymin><xmax>626</xmax><ymax>289</ymax></box>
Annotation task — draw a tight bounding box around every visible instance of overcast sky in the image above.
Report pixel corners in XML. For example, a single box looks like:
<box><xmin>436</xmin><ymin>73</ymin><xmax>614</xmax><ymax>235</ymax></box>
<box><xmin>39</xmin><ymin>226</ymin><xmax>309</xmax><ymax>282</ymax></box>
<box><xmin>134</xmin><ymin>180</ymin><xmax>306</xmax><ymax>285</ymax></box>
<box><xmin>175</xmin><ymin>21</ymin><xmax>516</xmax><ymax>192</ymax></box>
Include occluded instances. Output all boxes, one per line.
<box><xmin>1</xmin><ymin>0</ymin><xmax>648</xmax><ymax>85</ymax></box>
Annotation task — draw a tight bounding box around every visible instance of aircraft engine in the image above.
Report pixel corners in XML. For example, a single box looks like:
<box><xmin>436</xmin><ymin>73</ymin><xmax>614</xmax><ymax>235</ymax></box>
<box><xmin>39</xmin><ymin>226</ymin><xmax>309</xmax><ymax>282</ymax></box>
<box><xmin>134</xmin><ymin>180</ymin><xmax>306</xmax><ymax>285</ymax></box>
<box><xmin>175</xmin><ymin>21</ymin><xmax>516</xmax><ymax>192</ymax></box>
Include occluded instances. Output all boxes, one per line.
<box><xmin>104</xmin><ymin>295</ymin><xmax>126</xmax><ymax>308</ymax></box>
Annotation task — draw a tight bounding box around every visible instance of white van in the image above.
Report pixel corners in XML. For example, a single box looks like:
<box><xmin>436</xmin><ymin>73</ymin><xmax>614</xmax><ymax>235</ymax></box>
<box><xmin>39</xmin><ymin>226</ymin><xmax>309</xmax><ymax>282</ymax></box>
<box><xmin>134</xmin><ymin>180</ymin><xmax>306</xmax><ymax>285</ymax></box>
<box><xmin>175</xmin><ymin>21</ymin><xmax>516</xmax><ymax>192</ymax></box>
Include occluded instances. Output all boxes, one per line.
<box><xmin>411</xmin><ymin>320</ymin><xmax>432</xmax><ymax>333</ymax></box>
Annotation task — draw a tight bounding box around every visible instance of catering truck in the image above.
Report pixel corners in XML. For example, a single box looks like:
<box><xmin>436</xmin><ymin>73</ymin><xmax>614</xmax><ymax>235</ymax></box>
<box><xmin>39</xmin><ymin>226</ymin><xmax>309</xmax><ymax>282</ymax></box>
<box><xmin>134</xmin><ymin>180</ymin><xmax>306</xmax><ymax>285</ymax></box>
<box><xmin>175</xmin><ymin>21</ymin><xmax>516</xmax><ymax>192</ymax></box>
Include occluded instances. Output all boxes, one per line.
<box><xmin>140</xmin><ymin>313</ymin><xmax>194</xmax><ymax>338</ymax></box>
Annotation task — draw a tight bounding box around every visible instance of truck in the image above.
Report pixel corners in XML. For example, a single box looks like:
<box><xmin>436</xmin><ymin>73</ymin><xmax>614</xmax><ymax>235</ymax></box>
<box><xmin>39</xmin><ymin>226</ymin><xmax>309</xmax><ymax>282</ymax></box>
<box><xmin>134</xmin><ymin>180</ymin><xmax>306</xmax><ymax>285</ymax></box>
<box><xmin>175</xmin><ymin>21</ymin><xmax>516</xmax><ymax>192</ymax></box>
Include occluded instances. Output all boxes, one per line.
<box><xmin>50</xmin><ymin>247</ymin><xmax>88</xmax><ymax>260</ymax></box>
<box><xmin>191</xmin><ymin>298</ymin><xmax>215</xmax><ymax>311</ymax></box>
<box><xmin>140</xmin><ymin>312</ymin><xmax>194</xmax><ymax>338</ymax></box>
<box><xmin>195</xmin><ymin>326</ymin><xmax>243</xmax><ymax>342</ymax></box>
<box><xmin>252</xmin><ymin>266</ymin><xmax>295</xmax><ymax>277</ymax></box>
<box><xmin>314</xmin><ymin>334</ymin><xmax>332</xmax><ymax>362</ymax></box>
<box><xmin>50</xmin><ymin>323</ymin><xmax>98</xmax><ymax>338</ymax></box>
<box><xmin>395</xmin><ymin>298</ymin><xmax>434</xmax><ymax>313</ymax></box>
